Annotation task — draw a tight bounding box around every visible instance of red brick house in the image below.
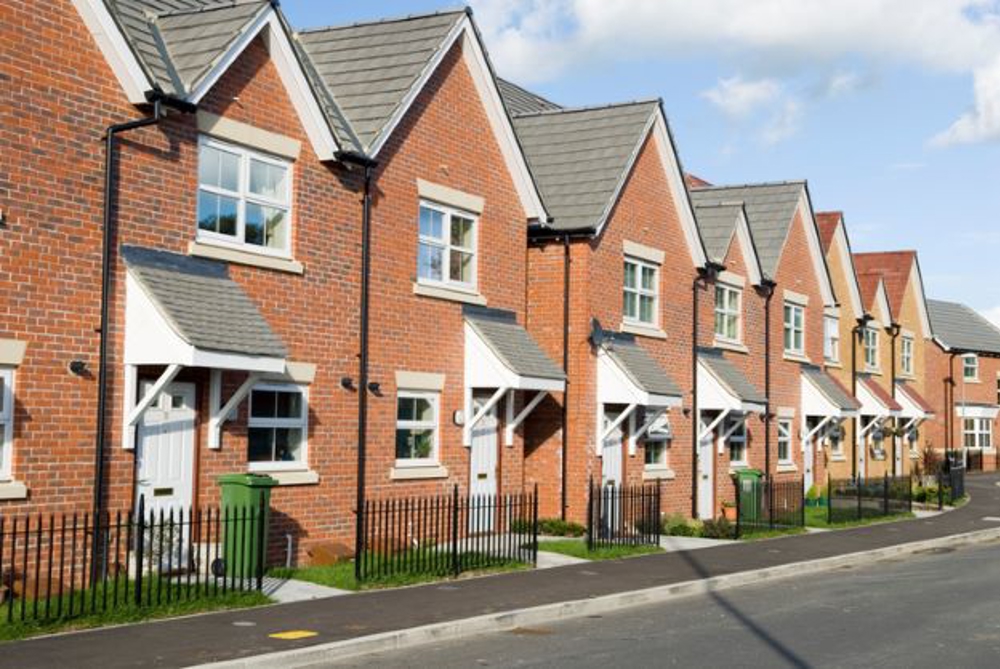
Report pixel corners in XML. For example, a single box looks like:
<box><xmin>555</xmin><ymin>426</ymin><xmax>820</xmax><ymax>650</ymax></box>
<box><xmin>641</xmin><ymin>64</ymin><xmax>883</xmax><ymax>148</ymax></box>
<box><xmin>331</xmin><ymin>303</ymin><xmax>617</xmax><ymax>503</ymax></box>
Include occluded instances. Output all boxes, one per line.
<box><xmin>502</xmin><ymin>83</ymin><xmax>709</xmax><ymax>522</ymax></box>
<box><xmin>4</xmin><ymin>1</ymin><xmax>561</xmax><ymax>560</ymax></box>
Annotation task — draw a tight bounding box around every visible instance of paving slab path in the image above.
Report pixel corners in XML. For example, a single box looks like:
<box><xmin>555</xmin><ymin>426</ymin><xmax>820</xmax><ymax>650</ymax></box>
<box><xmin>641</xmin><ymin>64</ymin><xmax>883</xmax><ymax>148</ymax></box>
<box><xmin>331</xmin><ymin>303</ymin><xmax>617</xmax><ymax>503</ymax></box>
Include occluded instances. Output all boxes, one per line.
<box><xmin>4</xmin><ymin>474</ymin><xmax>999</xmax><ymax>669</ymax></box>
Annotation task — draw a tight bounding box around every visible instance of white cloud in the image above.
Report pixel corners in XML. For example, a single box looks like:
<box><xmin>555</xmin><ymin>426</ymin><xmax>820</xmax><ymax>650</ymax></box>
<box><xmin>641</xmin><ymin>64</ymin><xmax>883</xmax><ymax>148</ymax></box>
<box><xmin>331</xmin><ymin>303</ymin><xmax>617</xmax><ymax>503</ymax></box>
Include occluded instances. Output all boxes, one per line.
<box><xmin>825</xmin><ymin>71</ymin><xmax>863</xmax><ymax>98</ymax></box>
<box><xmin>472</xmin><ymin>0</ymin><xmax>1000</xmax><ymax>145</ymax></box>
<box><xmin>702</xmin><ymin>76</ymin><xmax>782</xmax><ymax>117</ymax></box>
<box><xmin>761</xmin><ymin>99</ymin><xmax>803</xmax><ymax>145</ymax></box>
<box><xmin>983</xmin><ymin>305</ymin><xmax>1000</xmax><ymax>331</ymax></box>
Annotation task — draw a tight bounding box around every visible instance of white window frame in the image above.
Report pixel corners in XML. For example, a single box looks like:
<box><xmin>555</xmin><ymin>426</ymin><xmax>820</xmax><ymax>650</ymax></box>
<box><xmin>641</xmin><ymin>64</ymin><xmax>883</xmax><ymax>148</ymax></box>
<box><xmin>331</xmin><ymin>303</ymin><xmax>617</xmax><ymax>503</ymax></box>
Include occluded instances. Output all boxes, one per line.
<box><xmin>963</xmin><ymin>418</ymin><xmax>992</xmax><ymax>449</ymax></box>
<box><xmin>623</xmin><ymin>256</ymin><xmax>660</xmax><ymax>327</ymax></box>
<box><xmin>824</xmin><ymin>316</ymin><xmax>840</xmax><ymax>364</ymax></box>
<box><xmin>726</xmin><ymin>416</ymin><xmax>748</xmax><ymax>465</ymax></box>
<box><xmin>247</xmin><ymin>383</ymin><xmax>309</xmax><ymax>472</ymax></box>
<box><xmin>963</xmin><ymin>355</ymin><xmax>979</xmax><ymax>381</ymax></box>
<box><xmin>395</xmin><ymin>390</ymin><xmax>441</xmax><ymax>468</ymax></box>
<box><xmin>783</xmin><ymin>303</ymin><xmax>805</xmax><ymax>356</ymax></box>
<box><xmin>0</xmin><ymin>368</ymin><xmax>13</xmax><ymax>481</ymax></box>
<box><xmin>777</xmin><ymin>419</ymin><xmax>793</xmax><ymax>464</ymax></box>
<box><xmin>417</xmin><ymin>201</ymin><xmax>478</xmax><ymax>292</ymax></box>
<box><xmin>901</xmin><ymin>336</ymin><xmax>914</xmax><ymax>376</ymax></box>
<box><xmin>714</xmin><ymin>284</ymin><xmax>742</xmax><ymax>344</ymax></box>
<box><xmin>863</xmin><ymin>327</ymin><xmax>880</xmax><ymax>371</ymax></box>
<box><xmin>643</xmin><ymin>414</ymin><xmax>671</xmax><ymax>469</ymax></box>
<box><xmin>197</xmin><ymin>136</ymin><xmax>294</xmax><ymax>257</ymax></box>
<box><xmin>827</xmin><ymin>424</ymin><xmax>844</xmax><ymax>456</ymax></box>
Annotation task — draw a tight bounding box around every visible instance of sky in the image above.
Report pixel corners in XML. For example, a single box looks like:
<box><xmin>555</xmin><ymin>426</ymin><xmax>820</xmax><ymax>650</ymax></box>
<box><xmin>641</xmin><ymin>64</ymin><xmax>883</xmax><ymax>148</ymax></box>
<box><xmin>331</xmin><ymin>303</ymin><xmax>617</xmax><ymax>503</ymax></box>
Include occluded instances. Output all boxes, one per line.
<box><xmin>283</xmin><ymin>1</ymin><xmax>1000</xmax><ymax>325</ymax></box>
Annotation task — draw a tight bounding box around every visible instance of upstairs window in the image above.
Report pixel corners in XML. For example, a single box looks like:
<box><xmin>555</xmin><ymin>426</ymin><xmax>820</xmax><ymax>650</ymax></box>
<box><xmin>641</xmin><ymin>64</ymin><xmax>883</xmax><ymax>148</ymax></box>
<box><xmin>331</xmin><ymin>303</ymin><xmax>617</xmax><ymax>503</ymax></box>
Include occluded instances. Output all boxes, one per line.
<box><xmin>714</xmin><ymin>284</ymin><xmax>741</xmax><ymax>343</ymax></box>
<box><xmin>901</xmin><ymin>336</ymin><xmax>914</xmax><ymax>376</ymax></box>
<box><xmin>197</xmin><ymin>137</ymin><xmax>292</xmax><ymax>255</ymax></box>
<box><xmin>0</xmin><ymin>368</ymin><xmax>12</xmax><ymax>480</ymax></box>
<box><xmin>248</xmin><ymin>385</ymin><xmax>308</xmax><ymax>470</ymax></box>
<box><xmin>623</xmin><ymin>257</ymin><xmax>659</xmax><ymax>326</ymax></box>
<box><xmin>417</xmin><ymin>202</ymin><xmax>477</xmax><ymax>290</ymax></box>
<box><xmin>824</xmin><ymin>316</ymin><xmax>840</xmax><ymax>364</ymax></box>
<box><xmin>783</xmin><ymin>303</ymin><xmax>805</xmax><ymax>356</ymax></box>
<box><xmin>963</xmin><ymin>355</ymin><xmax>979</xmax><ymax>381</ymax></box>
<box><xmin>863</xmin><ymin>327</ymin><xmax>879</xmax><ymax>371</ymax></box>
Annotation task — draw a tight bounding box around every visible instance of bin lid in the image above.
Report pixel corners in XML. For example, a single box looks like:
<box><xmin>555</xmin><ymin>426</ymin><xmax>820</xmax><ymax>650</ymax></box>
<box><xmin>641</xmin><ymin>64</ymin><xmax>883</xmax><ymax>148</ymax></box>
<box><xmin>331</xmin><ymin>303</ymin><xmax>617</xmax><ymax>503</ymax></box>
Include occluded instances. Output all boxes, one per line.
<box><xmin>218</xmin><ymin>473</ymin><xmax>278</xmax><ymax>487</ymax></box>
<box><xmin>734</xmin><ymin>468</ymin><xmax>763</xmax><ymax>480</ymax></box>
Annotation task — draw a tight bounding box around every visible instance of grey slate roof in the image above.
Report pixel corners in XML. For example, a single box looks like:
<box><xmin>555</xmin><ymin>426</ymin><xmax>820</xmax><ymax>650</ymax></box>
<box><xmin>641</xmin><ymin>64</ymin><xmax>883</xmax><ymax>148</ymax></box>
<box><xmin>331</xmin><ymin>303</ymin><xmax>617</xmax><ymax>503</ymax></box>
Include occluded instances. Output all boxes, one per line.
<box><xmin>464</xmin><ymin>307</ymin><xmax>565</xmax><ymax>382</ymax></box>
<box><xmin>498</xmin><ymin>78</ymin><xmax>561</xmax><ymax>116</ymax></box>
<box><xmin>698</xmin><ymin>348</ymin><xmax>766</xmax><ymax>405</ymax></box>
<box><xmin>121</xmin><ymin>245</ymin><xmax>287</xmax><ymax>359</ymax></box>
<box><xmin>512</xmin><ymin>101</ymin><xmax>659</xmax><ymax>232</ymax></box>
<box><xmin>604</xmin><ymin>333</ymin><xmax>682</xmax><ymax>399</ymax></box>
<box><xmin>296</xmin><ymin>10</ymin><xmax>465</xmax><ymax>151</ymax></box>
<box><xmin>693</xmin><ymin>203</ymin><xmax>742</xmax><ymax>264</ymax></box>
<box><xmin>927</xmin><ymin>299</ymin><xmax>1000</xmax><ymax>355</ymax></box>
<box><xmin>107</xmin><ymin>1</ymin><xmax>269</xmax><ymax>96</ymax></box>
<box><xmin>802</xmin><ymin>365</ymin><xmax>861</xmax><ymax>412</ymax></box>
<box><xmin>690</xmin><ymin>182</ymin><xmax>805</xmax><ymax>278</ymax></box>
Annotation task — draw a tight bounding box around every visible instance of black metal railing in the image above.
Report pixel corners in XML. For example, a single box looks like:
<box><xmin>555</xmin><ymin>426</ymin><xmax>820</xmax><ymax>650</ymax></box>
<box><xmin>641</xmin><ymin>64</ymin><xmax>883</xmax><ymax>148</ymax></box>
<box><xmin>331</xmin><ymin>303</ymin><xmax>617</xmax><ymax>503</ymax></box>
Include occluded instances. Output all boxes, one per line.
<box><xmin>828</xmin><ymin>474</ymin><xmax>912</xmax><ymax>524</ymax></box>
<box><xmin>0</xmin><ymin>496</ymin><xmax>266</xmax><ymax>626</ymax></box>
<box><xmin>356</xmin><ymin>486</ymin><xmax>538</xmax><ymax>583</ymax></box>
<box><xmin>586</xmin><ymin>481</ymin><xmax>661</xmax><ymax>550</ymax></box>
<box><xmin>966</xmin><ymin>450</ymin><xmax>984</xmax><ymax>473</ymax></box>
<box><xmin>939</xmin><ymin>462</ymin><xmax>966</xmax><ymax>507</ymax></box>
<box><xmin>734</xmin><ymin>477</ymin><xmax>804</xmax><ymax>537</ymax></box>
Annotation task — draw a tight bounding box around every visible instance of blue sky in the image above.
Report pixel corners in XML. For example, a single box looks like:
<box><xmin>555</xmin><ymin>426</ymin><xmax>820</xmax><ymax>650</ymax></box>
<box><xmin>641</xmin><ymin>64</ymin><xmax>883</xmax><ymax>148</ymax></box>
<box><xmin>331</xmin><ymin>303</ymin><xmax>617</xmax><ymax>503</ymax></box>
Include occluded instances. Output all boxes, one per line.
<box><xmin>283</xmin><ymin>1</ymin><xmax>1000</xmax><ymax>324</ymax></box>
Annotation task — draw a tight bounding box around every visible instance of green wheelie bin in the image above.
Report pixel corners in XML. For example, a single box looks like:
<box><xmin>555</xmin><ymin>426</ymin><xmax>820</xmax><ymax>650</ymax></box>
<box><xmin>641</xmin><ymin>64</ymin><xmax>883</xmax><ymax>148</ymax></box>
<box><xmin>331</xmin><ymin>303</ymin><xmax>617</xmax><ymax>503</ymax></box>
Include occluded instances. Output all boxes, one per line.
<box><xmin>218</xmin><ymin>473</ymin><xmax>277</xmax><ymax>580</ymax></box>
<box><xmin>735</xmin><ymin>469</ymin><xmax>763</xmax><ymax>525</ymax></box>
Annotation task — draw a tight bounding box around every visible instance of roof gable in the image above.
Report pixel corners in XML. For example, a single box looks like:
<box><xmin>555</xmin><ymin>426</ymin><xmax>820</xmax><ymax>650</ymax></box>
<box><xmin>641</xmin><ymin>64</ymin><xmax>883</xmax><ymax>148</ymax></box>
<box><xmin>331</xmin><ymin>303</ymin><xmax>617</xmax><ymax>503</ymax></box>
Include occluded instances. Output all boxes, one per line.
<box><xmin>694</xmin><ymin>203</ymin><xmax>763</xmax><ymax>285</ymax></box>
<box><xmin>498</xmin><ymin>78</ymin><xmax>561</xmax><ymax>115</ymax></box>
<box><xmin>818</xmin><ymin>212</ymin><xmax>864</xmax><ymax>319</ymax></box>
<box><xmin>853</xmin><ymin>251</ymin><xmax>932</xmax><ymax>338</ymax></box>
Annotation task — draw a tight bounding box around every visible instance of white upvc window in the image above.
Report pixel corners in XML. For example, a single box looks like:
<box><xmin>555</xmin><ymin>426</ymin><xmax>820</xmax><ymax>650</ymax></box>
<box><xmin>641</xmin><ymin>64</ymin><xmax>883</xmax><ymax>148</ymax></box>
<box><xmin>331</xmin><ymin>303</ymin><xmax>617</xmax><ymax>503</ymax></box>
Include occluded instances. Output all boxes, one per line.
<box><xmin>623</xmin><ymin>257</ymin><xmax>659</xmax><ymax>326</ymax></box>
<box><xmin>963</xmin><ymin>355</ymin><xmax>979</xmax><ymax>381</ymax></box>
<box><xmin>417</xmin><ymin>201</ymin><xmax>477</xmax><ymax>291</ymax></box>
<box><xmin>824</xmin><ymin>316</ymin><xmax>840</xmax><ymax>364</ymax></box>
<box><xmin>777</xmin><ymin>419</ymin><xmax>793</xmax><ymax>463</ymax></box>
<box><xmin>644</xmin><ymin>414</ymin><xmax>671</xmax><ymax>468</ymax></box>
<box><xmin>827</xmin><ymin>424</ymin><xmax>844</xmax><ymax>456</ymax></box>
<box><xmin>197</xmin><ymin>136</ymin><xmax>293</xmax><ymax>256</ymax></box>
<box><xmin>396</xmin><ymin>390</ymin><xmax>440</xmax><ymax>467</ymax></box>
<box><xmin>783</xmin><ymin>303</ymin><xmax>805</xmax><ymax>355</ymax></box>
<box><xmin>726</xmin><ymin>417</ymin><xmax>747</xmax><ymax>465</ymax></box>
<box><xmin>247</xmin><ymin>384</ymin><xmax>308</xmax><ymax>471</ymax></box>
<box><xmin>863</xmin><ymin>327</ymin><xmax>879</xmax><ymax>371</ymax></box>
<box><xmin>714</xmin><ymin>284</ymin><xmax>741</xmax><ymax>343</ymax></box>
<box><xmin>0</xmin><ymin>368</ymin><xmax>13</xmax><ymax>480</ymax></box>
<box><xmin>963</xmin><ymin>418</ymin><xmax>992</xmax><ymax>449</ymax></box>
<box><xmin>901</xmin><ymin>336</ymin><xmax>914</xmax><ymax>376</ymax></box>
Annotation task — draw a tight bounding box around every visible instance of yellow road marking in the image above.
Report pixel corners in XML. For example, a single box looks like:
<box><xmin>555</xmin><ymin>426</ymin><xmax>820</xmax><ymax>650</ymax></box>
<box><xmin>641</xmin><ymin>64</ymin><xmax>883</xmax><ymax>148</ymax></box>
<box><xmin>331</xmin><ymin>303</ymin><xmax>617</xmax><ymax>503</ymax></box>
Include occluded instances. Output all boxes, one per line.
<box><xmin>269</xmin><ymin>630</ymin><xmax>319</xmax><ymax>640</ymax></box>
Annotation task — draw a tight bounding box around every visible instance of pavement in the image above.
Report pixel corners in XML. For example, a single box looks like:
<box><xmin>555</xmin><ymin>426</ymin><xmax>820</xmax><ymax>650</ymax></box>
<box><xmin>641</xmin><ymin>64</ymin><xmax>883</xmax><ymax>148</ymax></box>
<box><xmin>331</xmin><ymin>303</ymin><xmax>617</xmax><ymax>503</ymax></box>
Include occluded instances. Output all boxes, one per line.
<box><xmin>313</xmin><ymin>538</ymin><xmax>1000</xmax><ymax>669</ymax></box>
<box><xmin>4</xmin><ymin>473</ymin><xmax>999</xmax><ymax>669</ymax></box>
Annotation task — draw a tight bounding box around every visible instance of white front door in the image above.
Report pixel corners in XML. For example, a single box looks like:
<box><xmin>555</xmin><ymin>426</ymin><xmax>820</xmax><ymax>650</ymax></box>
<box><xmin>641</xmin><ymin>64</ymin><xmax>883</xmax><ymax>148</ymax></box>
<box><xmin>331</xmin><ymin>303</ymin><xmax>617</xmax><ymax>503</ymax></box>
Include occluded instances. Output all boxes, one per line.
<box><xmin>601</xmin><ymin>408</ymin><xmax>623</xmax><ymax>487</ymax></box>
<box><xmin>894</xmin><ymin>435</ymin><xmax>903</xmax><ymax>476</ymax></box>
<box><xmin>803</xmin><ymin>433</ymin><xmax>815</xmax><ymax>492</ymax></box>
<box><xmin>697</xmin><ymin>415</ymin><xmax>715</xmax><ymax>520</ymax></box>
<box><xmin>470</xmin><ymin>396</ymin><xmax>498</xmax><ymax>531</ymax></box>
<box><xmin>136</xmin><ymin>382</ymin><xmax>196</xmax><ymax>518</ymax></box>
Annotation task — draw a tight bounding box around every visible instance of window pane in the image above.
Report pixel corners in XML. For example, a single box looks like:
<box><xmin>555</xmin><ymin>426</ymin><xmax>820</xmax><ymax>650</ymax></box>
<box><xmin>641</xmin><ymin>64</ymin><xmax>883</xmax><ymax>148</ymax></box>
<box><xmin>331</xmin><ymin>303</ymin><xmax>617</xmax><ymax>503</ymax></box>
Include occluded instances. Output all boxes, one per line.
<box><xmin>246</xmin><ymin>203</ymin><xmax>286</xmax><ymax>250</ymax></box>
<box><xmin>249</xmin><ymin>159</ymin><xmax>287</xmax><ymax>201</ymax></box>
<box><xmin>273</xmin><ymin>427</ymin><xmax>303</xmax><ymax>462</ymax></box>
<box><xmin>639</xmin><ymin>295</ymin><xmax>654</xmax><ymax>323</ymax></box>
<box><xmin>714</xmin><ymin>311</ymin><xmax>724</xmax><ymax>337</ymax></box>
<box><xmin>248</xmin><ymin>427</ymin><xmax>274</xmax><ymax>462</ymax></box>
<box><xmin>727</xmin><ymin>289</ymin><xmax>738</xmax><ymax>311</ymax></box>
<box><xmin>450</xmin><ymin>216</ymin><xmax>474</xmax><ymax>249</ymax></box>
<box><xmin>727</xmin><ymin>315</ymin><xmax>737</xmax><ymax>340</ymax></box>
<box><xmin>449</xmin><ymin>250</ymin><xmax>473</xmax><ymax>283</ymax></box>
<box><xmin>197</xmin><ymin>192</ymin><xmax>238</xmax><ymax>236</ymax></box>
<box><xmin>275</xmin><ymin>391</ymin><xmax>301</xmax><ymax>419</ymax></box>
<box><xmin>624</xmin><ymin>263</ymin><xmax>637</xmax><ymax>289</ymax></box>
<box><xmin>624</xmin><ymin>292</ymin><xmax>637</xmax><ymax>320</ymax></box>
<box><xmin>396</xmin><ymin>428</ymin><xmax>434</xmax><ymax>460</ymax></box>
<box><xmin>397</xmin><ymin>397</ymin><xmax>415</xmax><ymax>421</ymax></box>
<box><xmin>645</xmin><ymin>442</ymin><xmax>665</xmax><ymax>466</ymax></box>
<box><xmin>0</xmin><ymin>376</ymin><xmax>5</xmax><ymax>414</ymax></box>
<box><xmin>641</xmin><ymin>266</ymin><xmax>656</xmax><ymax>291</ymax></box>
<box><xmin>251</xmin><ymin>391</ymin><xmax>277</xmax><ymax>418</ymax></box>
<box><xmin>219</xmin><ymin>150</ymin><xmax>239</xmax><ymax>191</ymax></box>
<box><xmin>199</xmin><ymin>145</ymin><xmax>220</xmax><ymax>187</ymax></box>
<box><xmin>413</xmin><ymin>397</ymin><xmax>434</xmax><ymax>422</ymax></box>
<box><xmin>418</xmin><ymin>243</ymin><xmax>443</xmax><ymax>281</ymax></box>
<box><xmin>419</xmin><ymin>206</ymin><xmax>443</xmax><ymax>239</ymax></box>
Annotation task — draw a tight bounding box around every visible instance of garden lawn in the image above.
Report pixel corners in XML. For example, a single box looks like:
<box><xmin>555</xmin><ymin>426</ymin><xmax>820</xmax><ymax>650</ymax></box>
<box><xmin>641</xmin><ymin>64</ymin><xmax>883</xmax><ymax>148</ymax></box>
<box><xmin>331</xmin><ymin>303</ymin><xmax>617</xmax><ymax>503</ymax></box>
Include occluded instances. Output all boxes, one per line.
<box><xmin>538</xmin><ymin>539</ymin><xmax>663</xmax><ymax>561</ymax></box>
<box><xmin>805</xmin><ymin>506</ymin><xmax>915</xmax><ymax>529</ymax></box>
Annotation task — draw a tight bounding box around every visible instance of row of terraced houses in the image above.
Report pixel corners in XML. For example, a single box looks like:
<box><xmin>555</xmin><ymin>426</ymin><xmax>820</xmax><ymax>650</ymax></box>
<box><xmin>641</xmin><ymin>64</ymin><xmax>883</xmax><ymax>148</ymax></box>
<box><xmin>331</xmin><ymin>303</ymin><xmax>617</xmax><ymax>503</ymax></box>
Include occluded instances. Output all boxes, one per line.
<box><xmin>5</xmin><ymin>0</ymin><xmax>1000</xmax><ymax>562</ymax></box>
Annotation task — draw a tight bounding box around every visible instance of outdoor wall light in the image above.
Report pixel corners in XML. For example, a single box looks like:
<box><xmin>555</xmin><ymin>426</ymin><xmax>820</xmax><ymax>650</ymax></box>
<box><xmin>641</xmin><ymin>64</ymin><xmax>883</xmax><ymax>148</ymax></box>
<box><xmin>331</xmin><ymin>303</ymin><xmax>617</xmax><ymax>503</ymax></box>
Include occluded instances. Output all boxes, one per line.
<box><xmin>340</xmin><ymin>376</ymin><xmax>356</xmax><ymax>391</ymax></box>
<box><xmin>367</xmin><ymin>381</ymin><xmax>382</xmax><ymax>396</ymax></box>
<box><xmin>453</xmin><ymin>410</ymin><xmax>465</xmax><ymax>426</ymax></box>
<box><xmin>69</xmin><ymin>359</ymin><xmax>89</xmax><ymax>376</ymax></box>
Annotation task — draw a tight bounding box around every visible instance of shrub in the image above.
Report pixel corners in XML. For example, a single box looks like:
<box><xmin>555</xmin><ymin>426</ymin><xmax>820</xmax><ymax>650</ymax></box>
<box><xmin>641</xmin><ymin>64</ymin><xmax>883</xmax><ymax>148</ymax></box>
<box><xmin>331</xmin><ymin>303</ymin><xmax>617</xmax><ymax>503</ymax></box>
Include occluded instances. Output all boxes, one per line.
<box><xmin>699</xmin><ymin>517</ymin><xmax>735</xmax><ymax>540</ymax></box>
<box><xmin>806</xmin><ymin>485</ymin><xmax>821</xmax><ymax>501</ymax></box>
<box><xmin>662</xmin><ymin>512</ymin><xmax>696</xmax><ymax>537</ymax></box>
<box><xmin>528</xmin><ymin>518</ymin><xmax>586</xmax><ymax>537</ymax></box>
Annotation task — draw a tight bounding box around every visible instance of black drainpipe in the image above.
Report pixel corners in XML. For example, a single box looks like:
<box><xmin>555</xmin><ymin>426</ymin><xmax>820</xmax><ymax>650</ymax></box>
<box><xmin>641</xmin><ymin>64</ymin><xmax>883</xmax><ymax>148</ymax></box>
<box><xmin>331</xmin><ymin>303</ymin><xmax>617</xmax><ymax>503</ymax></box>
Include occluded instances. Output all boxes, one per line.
<box><xmin>94</xmin><ymin>94</ymin><xmax>194</xmax><ymax>578</ymax></box>
<box><xmin>947</xmin><ymin>353</ymin><xmax>957</xmax><ymax>453</ymax></box>
<box><xmin>560</xmin><ymin>234</ymin><xmax>571</xmax><ymax>520</ymax></box>
<box><xmin>850</xmin><ymin>315</ymin><xmax>873</xmax><ymax>480</ymax></box>
<box><xmin>691</xmin><ymin>263</ymin><xmax>723</xmax><ymax>518</ymax></box>
<box><xmin>761</xmin><ymin>280</ymin><xmax>776</xmax><ymax>482</ymax></box>
<box><xmin>339</xmin><ymin>152</ymin><xmax>378</xmax><ymax>582</ymax></box>
<box><xmin>889</xmin><ymin>323</ymin><xmax>901</xmax><ymax>472</ymax></box>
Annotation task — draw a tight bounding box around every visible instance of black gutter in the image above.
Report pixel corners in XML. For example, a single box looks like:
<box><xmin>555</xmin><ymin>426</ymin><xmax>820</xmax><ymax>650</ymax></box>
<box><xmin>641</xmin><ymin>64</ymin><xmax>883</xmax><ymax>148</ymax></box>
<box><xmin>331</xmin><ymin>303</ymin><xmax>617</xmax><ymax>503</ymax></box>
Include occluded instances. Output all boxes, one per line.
<box><xmin>560</xmin><ymin>234</ymin><xmax>571</xmax><ymax>520</ymax></box>
<box><xmin>760</xmin><ymin>279</ymin><xmax>776</xmax><ymax>482</ymax></box>
<box><xmin>888</xmin><ymin>322</ymin><xmax>901</xmax><ymax>472</ymax></box>
<box><xmin>691</xmin><ymin>262</ymin><xmax>723</xmax><ymax>518</ymax></box>
<box><xmin>338</xmin><ymin>151</ymin><xmax>378</xmax><ymax>583</ymax></box>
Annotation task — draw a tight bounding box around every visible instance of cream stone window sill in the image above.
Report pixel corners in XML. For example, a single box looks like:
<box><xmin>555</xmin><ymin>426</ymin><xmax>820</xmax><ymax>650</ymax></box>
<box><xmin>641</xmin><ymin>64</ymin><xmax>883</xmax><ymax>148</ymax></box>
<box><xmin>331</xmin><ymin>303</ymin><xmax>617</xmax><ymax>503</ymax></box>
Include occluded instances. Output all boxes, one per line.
<box><xmin>412</xmin><ymin>282</ymin><xmax>487</xmax><ymax>306</ymax></box>
<box><xmin>621</xmin><ymin>322</ymin><xmax>667</xmax><ymax>340</ymax></box>
<box><xmin>642</xmin><ymin>466</ymin><xmax>676</xmax><ymax>481</ymax></box>
<box><xmin>714</xmin><ymin>339</ymin><xmax>749</xmax><ymax>354</ymax></box>
<box><xmin>189</xmin><ymin>241</ymin><xmax>304</xmax><ymax>275</ymax></box>
<box><xmin>250</xmin><ymin>469</ymin><xmax>320</xmax><ymax>486</ymax></box>
<box><xmin>830</xmin><ymin>454</ymin><xmax>847</xmax><ymax>462</ymax></box>
<box><xmin>777</xmin><ymin>462</ymin><xmax>798</xmax><ymax>473</ymax></box>
<box><xmin>0</xmin><ymin>480</ymin><xmax>28</xmax><ymax>500</ymax></box>
<box><xmin>783</xmin><ymin>352</ymin><xmax>811</xmax><ymax>364</ymax></box>
<box><xmin>824</xmin><ymin>360</ymin><xmax>842</xmax><ymax>369</ymax></box>
<box><xmin>391</xmin><ymin>465</ymin><xmax>449</xmax><ymax>481</ymax></box>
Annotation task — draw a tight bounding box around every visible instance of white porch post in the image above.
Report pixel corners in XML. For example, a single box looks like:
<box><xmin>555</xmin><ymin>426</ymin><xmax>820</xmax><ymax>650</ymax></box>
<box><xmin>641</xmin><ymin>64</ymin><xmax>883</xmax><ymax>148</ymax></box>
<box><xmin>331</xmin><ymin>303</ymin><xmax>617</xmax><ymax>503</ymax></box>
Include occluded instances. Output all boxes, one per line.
<box><xmin>121</xmin><ymin>364</ymin><xmax>138</xmax><ymax>450</ymax></box>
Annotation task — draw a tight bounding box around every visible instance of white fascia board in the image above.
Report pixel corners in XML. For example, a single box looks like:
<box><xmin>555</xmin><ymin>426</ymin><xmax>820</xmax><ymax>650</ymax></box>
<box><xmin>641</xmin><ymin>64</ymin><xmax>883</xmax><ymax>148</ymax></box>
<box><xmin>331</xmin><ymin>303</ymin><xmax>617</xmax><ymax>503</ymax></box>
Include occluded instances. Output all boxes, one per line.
<box><xmin>909</xmin><ymin>257</ymin><xmax>933</xmax><ymax>339</ymax></box>
<box><xmin>873</xmin><ymin>279</ymin><xmax>893</xmax><ymax>327</ymax></box>
<box><xmin>72</xmin><ymin>0</ymin><xmax>152</xmax><ymax>104</ymax></box>
<box><xmin>188</xmin><ymin>9</ymin><xmax>339</xmax><ymax>160</ymax></box>
<box><xmin>733</xmin><ymin>207</ymin><xmax>764</xmax><ymax>286</ymax></box>
<box><xmin>651</xmin><ymin>111</ymin><xmax>708</xmax><ymax>268</ymax></box>
<box><xmin>797</xmin><ymin>192</ymin><xmax>837</xmax><ymax>307</ymax></box>
<box><xmin>124</xmin><ymin>273</ymin><xmax>284</xmax><ymax>373</ymax></box>
<box><xmin>834</xmin><ymin>224</ymin><xmax>865</xmax><ymax>319</ymax></box>
<box><xmin>956</xmin><ymin>404</ymin><xmax>1000</xmax><ymax>419</ymax></box>
<box><xmin>696</xmin><ymin>360</ymin><xmax>741</xmax><ymax>412</ymax></box>
<box><xmin>895</xmin><ymin>384</ymin><xmax>932</xmax><ymax>420</ymax></box>
<box><xmin>465</xmin><ymin>323</ymin><xmax>563</xmax><ymax>392</ymax></box>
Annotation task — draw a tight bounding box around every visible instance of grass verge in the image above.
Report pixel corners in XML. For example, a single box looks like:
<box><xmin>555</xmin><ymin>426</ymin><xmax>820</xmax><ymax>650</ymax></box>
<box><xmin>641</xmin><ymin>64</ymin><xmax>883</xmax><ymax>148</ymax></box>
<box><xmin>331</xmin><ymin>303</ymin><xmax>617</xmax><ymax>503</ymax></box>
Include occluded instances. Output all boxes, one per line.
<box><xmin>805</xmin><ymin>506</ymin><xmax>915</xmax><ymax>529</ymax></box>
<box><xmin>538</xmin><ymin>539</ymin><xmax>662</xmax><ymax>561</ymax></box>
<box><xmin>739</xmin><ymin>526</ymin><xmax>808</xmax><ymax>540</ymax></box>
